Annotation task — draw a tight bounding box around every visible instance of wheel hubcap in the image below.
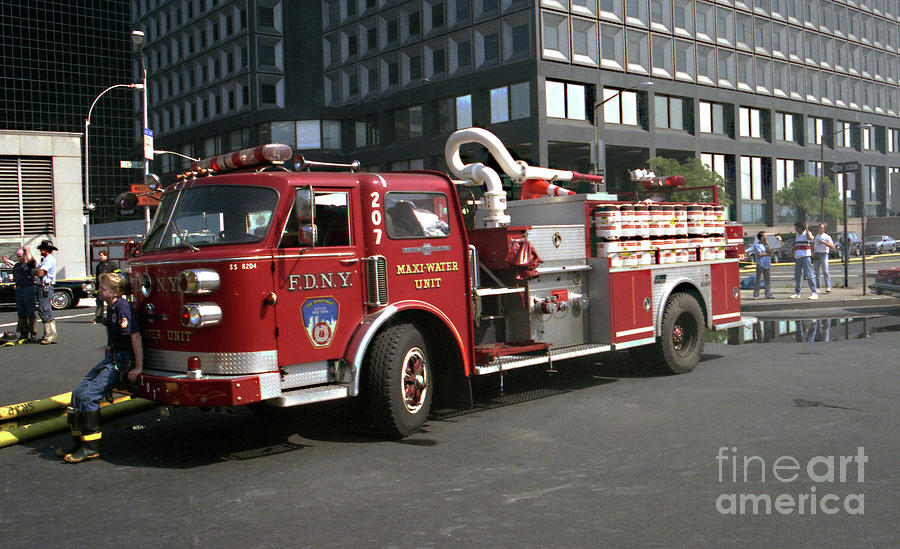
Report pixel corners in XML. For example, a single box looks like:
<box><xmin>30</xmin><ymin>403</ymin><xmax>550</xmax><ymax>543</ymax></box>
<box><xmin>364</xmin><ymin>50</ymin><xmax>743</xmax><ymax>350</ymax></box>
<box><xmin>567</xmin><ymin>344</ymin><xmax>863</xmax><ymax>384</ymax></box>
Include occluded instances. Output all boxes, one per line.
<box><xmin>402</xmin><ymin>347</ymin><xmax>428</xmax><ymax>413</ymax></box>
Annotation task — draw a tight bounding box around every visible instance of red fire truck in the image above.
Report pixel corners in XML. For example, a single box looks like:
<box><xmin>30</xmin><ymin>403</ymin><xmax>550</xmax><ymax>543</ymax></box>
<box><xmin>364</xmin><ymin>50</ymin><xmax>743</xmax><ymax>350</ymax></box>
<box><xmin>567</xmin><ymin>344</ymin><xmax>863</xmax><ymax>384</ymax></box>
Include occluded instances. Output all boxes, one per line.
<box><xmin>121</xmin><ymin>128</ymin><xmax>746</xmax><ymax>438</ymax></box>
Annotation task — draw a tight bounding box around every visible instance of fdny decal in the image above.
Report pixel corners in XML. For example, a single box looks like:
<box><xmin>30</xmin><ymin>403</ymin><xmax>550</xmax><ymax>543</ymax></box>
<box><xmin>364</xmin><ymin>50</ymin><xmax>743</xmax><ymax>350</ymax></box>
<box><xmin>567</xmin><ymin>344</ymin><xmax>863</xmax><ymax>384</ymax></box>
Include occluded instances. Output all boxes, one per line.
<box><xmin>302</xmin><ymin>297</ymin><xmax>339</xmax><ymax>348</ymax></box>
<box><xmin>288</xmin><ymin>272</ymin><xmax>352</xmax><ymax>291</ymax></box>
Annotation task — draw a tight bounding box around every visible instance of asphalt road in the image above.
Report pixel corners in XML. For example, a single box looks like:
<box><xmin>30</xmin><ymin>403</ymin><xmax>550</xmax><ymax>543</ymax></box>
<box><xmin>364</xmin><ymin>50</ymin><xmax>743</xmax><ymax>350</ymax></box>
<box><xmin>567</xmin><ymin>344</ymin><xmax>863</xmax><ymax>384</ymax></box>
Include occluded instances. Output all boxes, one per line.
<box><xmin>0</xmin><ymin>302</ymin><xmax>898</xmax><ymax>548</ymax></box>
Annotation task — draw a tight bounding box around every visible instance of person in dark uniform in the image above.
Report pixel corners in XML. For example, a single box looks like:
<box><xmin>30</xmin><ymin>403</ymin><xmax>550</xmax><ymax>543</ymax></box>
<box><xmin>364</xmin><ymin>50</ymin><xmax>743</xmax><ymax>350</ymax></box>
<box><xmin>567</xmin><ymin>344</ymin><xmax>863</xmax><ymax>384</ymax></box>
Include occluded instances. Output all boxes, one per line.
<box><xmin>1</xmin><ymin>246</ymin><xmax>38</xmax><ymax>342</ymax></box>
<box><xmin>92</xmin><ymin>250</ymin><xmax>117</xmax><ymax>324</ymax></box>
<box><xmin>59</xmin><ymin>272</ymin><xmax>143</xmax><ymax>463</ymax></box>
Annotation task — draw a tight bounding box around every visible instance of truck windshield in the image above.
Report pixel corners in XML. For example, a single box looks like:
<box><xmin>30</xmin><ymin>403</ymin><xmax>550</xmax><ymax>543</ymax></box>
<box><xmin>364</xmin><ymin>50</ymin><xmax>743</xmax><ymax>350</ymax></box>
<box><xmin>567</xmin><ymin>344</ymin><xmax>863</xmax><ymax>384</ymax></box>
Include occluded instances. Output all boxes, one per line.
<box><xmin>143</xmin><ymin>185</ymin><xmax>278</xmax><ymax>250</ymax></box>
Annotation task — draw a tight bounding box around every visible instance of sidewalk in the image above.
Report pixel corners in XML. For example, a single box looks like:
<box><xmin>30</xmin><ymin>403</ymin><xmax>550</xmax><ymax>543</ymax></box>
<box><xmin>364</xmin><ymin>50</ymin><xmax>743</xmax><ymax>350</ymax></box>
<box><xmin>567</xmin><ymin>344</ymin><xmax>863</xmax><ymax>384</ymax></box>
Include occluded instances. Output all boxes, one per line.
<box><xmin>741</xmin><ymin>283</ymin><xmax>897</xmax><ymax>312</ymax></box>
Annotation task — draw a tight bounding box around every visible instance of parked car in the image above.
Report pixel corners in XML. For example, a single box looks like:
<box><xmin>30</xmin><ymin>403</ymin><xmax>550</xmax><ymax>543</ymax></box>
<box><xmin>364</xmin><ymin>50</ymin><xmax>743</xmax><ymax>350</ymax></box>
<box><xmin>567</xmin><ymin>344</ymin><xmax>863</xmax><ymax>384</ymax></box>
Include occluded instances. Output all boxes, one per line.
<box><xmin>863</xmin><ymin>235</ymin><xmax>897</xmax><ymax>255</ymax></box>
<box><xmin>836</xmin><ymin>232</ymin><xmax>862</xmax><ymax>258</ymax></box>
<box><xmin>744</xmin><ymin>233</ymin><xmax>788</xmax><ymax>264</ymax></box>
<box><xmin>0</xmin><ymin>268</ymin><xmax>93</xmax><ymax>310</ymax></box>
<box><xmin>869</xmin><ymin>267</ymin><xmax>900</xmax><ymax>297</ymax></box>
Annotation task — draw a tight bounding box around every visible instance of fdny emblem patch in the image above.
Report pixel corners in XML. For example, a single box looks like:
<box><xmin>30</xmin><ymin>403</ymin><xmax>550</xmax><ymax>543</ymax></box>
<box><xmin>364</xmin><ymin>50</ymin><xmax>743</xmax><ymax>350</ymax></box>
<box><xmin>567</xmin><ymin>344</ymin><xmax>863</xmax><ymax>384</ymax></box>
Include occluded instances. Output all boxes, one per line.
<box><xmin>301</xmin><ymin>297</ymin><xmax>339</xmax><ymax>348</ymax></box>
<box><xmin>120</xmin><ymin>317</ymin><xmax>129</xmax><ymax>329</ymax></box>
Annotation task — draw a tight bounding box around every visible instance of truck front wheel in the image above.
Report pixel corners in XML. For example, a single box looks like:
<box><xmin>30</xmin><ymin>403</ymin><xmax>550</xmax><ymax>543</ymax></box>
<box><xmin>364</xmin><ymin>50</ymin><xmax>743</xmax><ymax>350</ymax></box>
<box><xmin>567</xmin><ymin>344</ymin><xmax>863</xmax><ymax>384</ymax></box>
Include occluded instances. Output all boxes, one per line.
<box><xmin>364</xmin><ymin>323</ymin><xmax>433</xmax><ymax>438</ymax></box>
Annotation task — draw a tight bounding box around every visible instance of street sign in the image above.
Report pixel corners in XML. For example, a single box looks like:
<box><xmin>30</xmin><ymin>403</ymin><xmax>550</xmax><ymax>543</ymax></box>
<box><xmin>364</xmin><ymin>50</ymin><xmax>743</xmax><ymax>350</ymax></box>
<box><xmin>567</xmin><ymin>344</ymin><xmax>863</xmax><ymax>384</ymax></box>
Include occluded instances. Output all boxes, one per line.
<box><xmin>130</xmin><ymin>183</ymin><xmax>161</xmax><ymax>206</ymax></box>
<box><xmin>120</xmin><ymin>160</ymin><xmax>145</xmax><ymax>169</ymax></box>
<box><xmin>831</xmin><ymin>162</ymin><xmax>860</xmax><ymax>174</ymax></box>
<box><xmin>143</xmin><ymin>128</ymin><xmax>154</xmax><ymax>161</ymax></box>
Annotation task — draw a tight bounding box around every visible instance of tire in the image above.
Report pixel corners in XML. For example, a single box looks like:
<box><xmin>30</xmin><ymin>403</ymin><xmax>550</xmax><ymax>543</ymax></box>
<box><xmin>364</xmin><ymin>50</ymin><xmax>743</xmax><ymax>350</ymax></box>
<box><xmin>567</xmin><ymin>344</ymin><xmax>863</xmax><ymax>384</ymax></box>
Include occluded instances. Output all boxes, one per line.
<box><xmin>654</xmin><ymin>292</ymin><xmax>705</xmax><ymax>375</ymax></box>
<box><xmin>51</xmin><ymin>289</ymin><xmax>73</xmax><ymax>310</ymax></box>
<box><xmin>363</xmin><ymin>323</ymin><xmax>433</xmax><ymax>438</ymax></box>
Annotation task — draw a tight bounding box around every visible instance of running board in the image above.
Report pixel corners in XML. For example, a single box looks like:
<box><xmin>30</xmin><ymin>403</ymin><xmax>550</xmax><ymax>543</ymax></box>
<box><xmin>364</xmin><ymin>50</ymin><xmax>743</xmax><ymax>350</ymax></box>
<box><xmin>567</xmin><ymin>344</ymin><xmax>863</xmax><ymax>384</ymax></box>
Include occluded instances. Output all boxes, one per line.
<box><xmin>475</xmin><ymin>343</ymin><xmax>612</xmax><ymax>375</ymax></box>
<box><xmin>272</xmin><ymin>384</ymin><xmax>350</xmax><ymax>407</ymax></box>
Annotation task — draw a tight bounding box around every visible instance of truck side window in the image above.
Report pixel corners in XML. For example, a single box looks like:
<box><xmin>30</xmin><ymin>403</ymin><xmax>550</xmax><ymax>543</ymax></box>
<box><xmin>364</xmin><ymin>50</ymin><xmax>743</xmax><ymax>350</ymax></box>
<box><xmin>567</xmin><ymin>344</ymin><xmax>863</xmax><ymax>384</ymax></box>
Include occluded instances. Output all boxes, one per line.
<box><xmin>279</xmin><ymin>189</ymin><xmax>351</xmax><ymax>248</ymax></box>
<box><xmin>314</xmin><ymin>191</ymin><xmax>350</xmax><ymax>247</ymax></box>
<box><xmin>384</xmin><ymin>192</ymin><xmax>450</xmax><ymax>239</ymax></box>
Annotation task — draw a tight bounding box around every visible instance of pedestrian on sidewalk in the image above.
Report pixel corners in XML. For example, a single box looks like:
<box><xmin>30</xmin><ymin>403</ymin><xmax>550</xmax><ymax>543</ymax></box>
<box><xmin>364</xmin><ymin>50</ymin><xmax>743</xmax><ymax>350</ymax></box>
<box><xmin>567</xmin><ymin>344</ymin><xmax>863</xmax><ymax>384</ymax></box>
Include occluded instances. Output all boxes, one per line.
<box><xmin>752</xmin><ymin>231</ymin><xmax>774</xmax><ymax>299</ymax></box>
<box><xmin>32</xmin><ymin>240</ymin><xmax>59</xmax><ymax>343</ymax></box>
<box><xmin>813</xmin><ymin>223</ymin><xmax>835</xmax><ymax>293</ymax></box>
<box><xmin>790</xmin><ymin>221</ymin><xmax>818</xmax><ymax>300</ymax></box>
<box><xmin>60</xmin><ymin>272</ymin><xmax>143</xmax><ymax>463</ymax></box>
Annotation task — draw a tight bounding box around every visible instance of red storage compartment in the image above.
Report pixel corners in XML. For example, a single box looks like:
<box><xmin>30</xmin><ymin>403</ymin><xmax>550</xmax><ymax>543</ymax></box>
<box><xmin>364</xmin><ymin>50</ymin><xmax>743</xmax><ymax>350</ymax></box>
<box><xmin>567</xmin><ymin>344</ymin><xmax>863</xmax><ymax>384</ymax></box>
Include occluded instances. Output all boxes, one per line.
<box><xmin>610</xmin><ymin>270</ymin><xmax>654</xmax><ymax>344</ymax></box>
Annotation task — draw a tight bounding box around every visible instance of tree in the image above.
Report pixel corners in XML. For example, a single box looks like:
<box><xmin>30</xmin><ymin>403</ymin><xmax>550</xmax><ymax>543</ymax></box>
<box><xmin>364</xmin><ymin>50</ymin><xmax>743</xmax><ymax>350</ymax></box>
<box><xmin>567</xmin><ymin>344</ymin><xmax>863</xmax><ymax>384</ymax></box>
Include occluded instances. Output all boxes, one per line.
<box><xmin>774</xmin><ymin>173</ymin><xmax>842</xmax><ymax>223</ymax></box>
<box><xmin>647</xmin><ymin>157</ymin><xmax>732</xmax><ymax>207</ymax></box>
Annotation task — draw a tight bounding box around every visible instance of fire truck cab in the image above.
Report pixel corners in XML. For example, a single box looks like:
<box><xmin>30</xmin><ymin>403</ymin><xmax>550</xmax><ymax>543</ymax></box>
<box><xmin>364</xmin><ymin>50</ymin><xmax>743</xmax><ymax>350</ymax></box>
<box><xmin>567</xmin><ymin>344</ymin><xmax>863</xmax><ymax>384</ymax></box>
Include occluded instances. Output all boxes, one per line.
<box><xmin>124</xmin><ymin>130</ymin><xmax>746</xmax><ymax>438</ymax></box>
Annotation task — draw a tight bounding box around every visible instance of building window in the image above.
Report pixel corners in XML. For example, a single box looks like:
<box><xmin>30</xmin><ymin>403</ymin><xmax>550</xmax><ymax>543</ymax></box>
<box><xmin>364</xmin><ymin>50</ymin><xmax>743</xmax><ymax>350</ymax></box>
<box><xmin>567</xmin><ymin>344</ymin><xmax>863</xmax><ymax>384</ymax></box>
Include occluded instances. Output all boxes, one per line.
<box><xmin>572</xmin><ymin>18</ymin><xmax>599</xmax><ymax>66</ymax></box>
<box><xmin>775</xmin><ymin>112</ymin><xmax>797</xmax><ymax>142</ymax></box>
<box><xmin>740</xmin><ymin>155</ymin><xmax>766</xmax><ymax>223</ymax></box>
<box><xmin>836</xmin><ymin>120</ymin><xmax>853</xmax><ymax>148</ymax></box>
<box><xmin>739</xmin><ymin>106</ymin><xmax>762</xmax><ymax>138</ymax></box>
<box><xmin>602</xmin><ymin>87</ymin><xmax>638</xmax><ymax>126</ymax></box>
<box><xmin>490</xmin><ymin>82</ymin><xmax>529</xmax><ymax>124</ymax></box>
<box><xmin>355</xmin><ymin>117</ymin><xmax>380</xmax><ymax>148</ymax></box>
<box><xmin>393</xmin><ymin>105</ymin><xmax>423</xmax><ymax>140</ymax></box>
<box><xmin>699</xmin><ymin>101</ymin><xmax>725</xmax><ymax>134</ymax></box>
<box><xmin>654</xmin><ymin>95</ymin><xmax>685</xmax><ymax>130</ymax></box>
<box><xmin>774</xmin><ymin>158</ymin><xmax>797</xmax><ymax>192</ymax></box>
<box><xmin>439</xmin><ymin>94</ymin><xmax>473</xmax><ymax>132</ymax></box>
<box><xmin>861</xmin><ymin>125</ymin><xmax>874</xmax><ymax>151</ymax></box>
<box><xmin>806</xmin><ymin>116</ymin><xmax>823</xmax><ymax>145</ymax></box>
<box><xmin>600</xmin><ymin>23</ymin><xmax>625</xmax><ymax>70</ymax></box>
<box><xmin>888</xmin><ymin>129</ymin><xmax>899</xmax><ymax>153</ymax></box>
<box><xmin>541</xmin><ymin>11</ymin><xmax>569</xmax><ymax>61</ymax></box>
<box><xmin>546</xmin><ymin>80</ymin><xmax>587</xmax><ymax>120</ymax></box>
<box><xmin>700</xmin><ymin>152</ymin><xmax>726</xmax><ymax>179</ymax></box>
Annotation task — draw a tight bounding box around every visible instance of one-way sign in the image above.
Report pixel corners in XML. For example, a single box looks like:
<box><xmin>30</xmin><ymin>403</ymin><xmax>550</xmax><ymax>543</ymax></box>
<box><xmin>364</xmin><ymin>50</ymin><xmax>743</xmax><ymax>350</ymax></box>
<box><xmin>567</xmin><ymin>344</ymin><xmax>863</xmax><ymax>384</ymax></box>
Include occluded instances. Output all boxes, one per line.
<box><xmin>831</xmin><ymin>161</ymin><xmax>860</xmax><ymax>173</ymax></box>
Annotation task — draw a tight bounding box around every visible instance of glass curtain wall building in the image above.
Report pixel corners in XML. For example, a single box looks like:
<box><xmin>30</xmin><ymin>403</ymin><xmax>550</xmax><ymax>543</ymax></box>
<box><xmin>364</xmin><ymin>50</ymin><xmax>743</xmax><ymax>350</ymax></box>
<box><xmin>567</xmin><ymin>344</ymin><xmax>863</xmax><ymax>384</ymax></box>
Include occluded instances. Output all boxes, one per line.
<box><xmin>136</xmin><ymin>0</ymin><xmax>900</xmax><ymax>231</ymax></box>
<box><xmin>1</xmin><ymin>0</ymin><xmax>135</xmax><ymax>224</ymax></box>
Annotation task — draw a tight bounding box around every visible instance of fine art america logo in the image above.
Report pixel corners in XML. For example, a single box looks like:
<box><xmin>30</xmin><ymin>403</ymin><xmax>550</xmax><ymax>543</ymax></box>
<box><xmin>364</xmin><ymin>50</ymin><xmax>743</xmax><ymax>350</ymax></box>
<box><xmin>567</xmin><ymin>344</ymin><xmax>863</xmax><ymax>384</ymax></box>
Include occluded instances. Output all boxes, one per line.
<box><xmin>715</xmin><ymin>446</ymin><xmax>867</xmax><ymax>516</ymax></box>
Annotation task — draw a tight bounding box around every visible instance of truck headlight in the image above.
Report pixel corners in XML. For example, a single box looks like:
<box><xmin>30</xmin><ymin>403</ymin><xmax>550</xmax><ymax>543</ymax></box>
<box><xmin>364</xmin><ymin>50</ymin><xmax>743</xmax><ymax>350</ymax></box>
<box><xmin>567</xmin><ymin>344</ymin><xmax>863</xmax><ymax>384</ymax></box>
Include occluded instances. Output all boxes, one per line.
<box><xmin>180</xmin><ymin>303</ymin><xmax>222</xmax><ymax>328</ymax></box>
<box><xmin>178</xmin><ymin>269</ymin><xmax>220</xmax><ymax>294</ymax></box>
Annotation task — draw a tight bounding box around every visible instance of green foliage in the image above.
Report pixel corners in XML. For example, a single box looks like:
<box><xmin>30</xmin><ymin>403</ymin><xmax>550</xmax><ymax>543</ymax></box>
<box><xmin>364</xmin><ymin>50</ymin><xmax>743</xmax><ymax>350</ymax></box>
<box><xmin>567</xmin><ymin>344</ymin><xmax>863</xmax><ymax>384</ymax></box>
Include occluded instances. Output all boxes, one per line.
<box><xmin>774</xmin><ymin>173</ymin><xmax>842</xmax><ymax>223</ymax></box>
<box><xmin>647</xmin><ymin>157</ymin><xmax>732</xmax><ymax>206</ymax></box>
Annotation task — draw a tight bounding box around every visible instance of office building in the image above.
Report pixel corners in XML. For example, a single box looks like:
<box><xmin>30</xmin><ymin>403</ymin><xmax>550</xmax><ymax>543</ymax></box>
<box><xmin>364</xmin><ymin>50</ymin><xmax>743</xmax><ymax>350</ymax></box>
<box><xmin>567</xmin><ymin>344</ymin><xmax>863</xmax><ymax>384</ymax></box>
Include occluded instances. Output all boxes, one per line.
<box><xmin>134</xmin><ymin>0</ymin><xmax>900</xmax><ymax>232</ymax></box>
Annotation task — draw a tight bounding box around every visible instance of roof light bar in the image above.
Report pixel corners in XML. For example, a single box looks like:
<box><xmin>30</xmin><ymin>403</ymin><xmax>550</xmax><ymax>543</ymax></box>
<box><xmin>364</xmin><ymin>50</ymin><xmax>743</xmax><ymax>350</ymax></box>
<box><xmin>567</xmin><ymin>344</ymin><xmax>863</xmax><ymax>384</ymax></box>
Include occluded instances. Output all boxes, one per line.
<box><xmin>192</xmin><ymin>144</ymin><xmax>293</xmax><ymax>174</ymax></box>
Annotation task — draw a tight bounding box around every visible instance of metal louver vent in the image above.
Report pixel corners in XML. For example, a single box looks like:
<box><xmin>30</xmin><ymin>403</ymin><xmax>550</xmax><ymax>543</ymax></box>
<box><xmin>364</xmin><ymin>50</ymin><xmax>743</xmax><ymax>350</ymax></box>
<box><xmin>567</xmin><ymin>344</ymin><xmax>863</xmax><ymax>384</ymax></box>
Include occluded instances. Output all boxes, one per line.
<box><xmin>363</xmin><ymin>255</ymin><xmax>388</xmax><ymax>306</ymax></box>
<box><xmin>0</xmin><ymin>157</ymin><xmax>55</xmax><ymax>237</ymax></box>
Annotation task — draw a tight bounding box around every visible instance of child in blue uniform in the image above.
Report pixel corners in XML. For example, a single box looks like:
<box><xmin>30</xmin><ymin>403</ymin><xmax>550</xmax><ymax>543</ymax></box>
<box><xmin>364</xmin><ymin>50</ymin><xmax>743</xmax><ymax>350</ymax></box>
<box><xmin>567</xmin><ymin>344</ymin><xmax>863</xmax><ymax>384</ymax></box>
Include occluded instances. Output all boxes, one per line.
<box><xmin>60</xmin><ymin>272</ymin><xmax>143</xmax><ymax>463</ymax></box>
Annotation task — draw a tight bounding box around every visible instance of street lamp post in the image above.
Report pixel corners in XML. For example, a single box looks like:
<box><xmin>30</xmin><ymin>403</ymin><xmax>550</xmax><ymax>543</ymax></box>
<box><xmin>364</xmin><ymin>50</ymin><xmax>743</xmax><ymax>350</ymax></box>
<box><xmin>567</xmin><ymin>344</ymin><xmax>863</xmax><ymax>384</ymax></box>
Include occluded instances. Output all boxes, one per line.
<box><xmin>592</xmin><ymin>81</ymin><xmax>654</xmax><ymax>176</ymax></box>
<box><xmin>131</xmin><ymin>30</ymin><xmax>151</xmax><ymax>233</ymax></box>
<box><xmin>84</xmin><ymin>82</ymin><xmax>143</xmax><ymax>275</ymax></box>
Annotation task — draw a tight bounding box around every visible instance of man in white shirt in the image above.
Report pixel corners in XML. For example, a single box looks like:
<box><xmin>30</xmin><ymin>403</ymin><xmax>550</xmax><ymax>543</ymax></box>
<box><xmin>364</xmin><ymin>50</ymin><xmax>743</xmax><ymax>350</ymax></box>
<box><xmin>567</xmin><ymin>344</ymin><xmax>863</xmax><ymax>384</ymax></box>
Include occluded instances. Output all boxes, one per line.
<box><xmin>790</xmin><ymin>222</ymin><xmax>818</xmax><ymax>299</ymax></box>
<box><xmin>813</xmin><ymin>223</ymin><xmax>835</xmax><ymax>293</ymax></box>
<box><xmin>32</xmin><ymin>240</ymin><xmax>59</xmax><ymax>344</ymax></box>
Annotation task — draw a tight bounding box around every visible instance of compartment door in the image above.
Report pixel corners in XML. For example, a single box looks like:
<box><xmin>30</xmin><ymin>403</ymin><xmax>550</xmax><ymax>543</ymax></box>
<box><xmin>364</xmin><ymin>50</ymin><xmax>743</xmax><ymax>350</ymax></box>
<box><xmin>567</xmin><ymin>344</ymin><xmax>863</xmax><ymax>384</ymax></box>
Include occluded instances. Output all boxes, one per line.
<box><xmin>610</xmin><ymin>270</ymin><xmax>654</xmax><ymax>344</ymax></box>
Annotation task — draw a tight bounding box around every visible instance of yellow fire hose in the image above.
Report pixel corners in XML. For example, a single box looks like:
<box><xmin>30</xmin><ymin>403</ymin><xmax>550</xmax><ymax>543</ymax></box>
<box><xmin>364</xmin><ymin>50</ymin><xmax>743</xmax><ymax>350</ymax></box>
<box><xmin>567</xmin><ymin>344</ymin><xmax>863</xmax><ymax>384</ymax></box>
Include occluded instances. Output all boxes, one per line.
<box><xmin>0</xmin><ymin>396</ymin><xmax>156</xmax><ymax>449</ymax></box>
<box><xmin>1</xmin><ymin>392</ymin><xmax>72</xmax><ymax>421</ymax></box>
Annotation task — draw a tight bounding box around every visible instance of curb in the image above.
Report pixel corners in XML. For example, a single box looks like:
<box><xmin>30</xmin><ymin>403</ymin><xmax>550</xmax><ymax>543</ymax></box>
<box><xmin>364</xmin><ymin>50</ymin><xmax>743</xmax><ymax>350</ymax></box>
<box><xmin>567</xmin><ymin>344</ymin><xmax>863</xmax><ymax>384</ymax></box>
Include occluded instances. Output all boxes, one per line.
<box><xmin>741</xmin><ymin>295</ymin><xmax>898</xmax><ymax>312</ymax></box>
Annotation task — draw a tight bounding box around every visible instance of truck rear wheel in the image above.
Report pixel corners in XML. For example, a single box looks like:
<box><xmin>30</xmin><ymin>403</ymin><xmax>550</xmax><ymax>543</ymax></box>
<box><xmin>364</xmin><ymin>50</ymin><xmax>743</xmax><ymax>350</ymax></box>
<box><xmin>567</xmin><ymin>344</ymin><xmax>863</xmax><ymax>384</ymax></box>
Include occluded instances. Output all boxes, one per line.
<box><xmin>630</xmin><ymin>292</ymin><xmax>704</xmax><ymax>375</ymax></box>
<box><xmin>364</xmin><ymin>323</ymin><xmax>432</xmax><ymax>438</ymax></box>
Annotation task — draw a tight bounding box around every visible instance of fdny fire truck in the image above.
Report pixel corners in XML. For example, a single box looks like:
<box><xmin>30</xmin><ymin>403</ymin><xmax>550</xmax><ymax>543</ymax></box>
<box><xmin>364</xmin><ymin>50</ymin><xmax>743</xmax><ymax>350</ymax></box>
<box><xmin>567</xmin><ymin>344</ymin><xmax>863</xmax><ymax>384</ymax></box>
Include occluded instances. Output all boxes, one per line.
<box><xmin>121</xmin><ymin>128</ymin><xmax>746</xmax><ymax>438</ymax></box>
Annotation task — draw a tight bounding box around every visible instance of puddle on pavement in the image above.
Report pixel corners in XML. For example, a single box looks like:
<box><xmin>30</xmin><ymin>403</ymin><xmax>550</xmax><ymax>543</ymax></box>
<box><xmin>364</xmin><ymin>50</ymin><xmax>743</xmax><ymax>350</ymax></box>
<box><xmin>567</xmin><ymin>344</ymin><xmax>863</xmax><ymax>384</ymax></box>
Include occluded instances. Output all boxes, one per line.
<box><xmin>707</xmin><ymin>316</ymin><xmax>900</xmax><ymax>344</ymax></box>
